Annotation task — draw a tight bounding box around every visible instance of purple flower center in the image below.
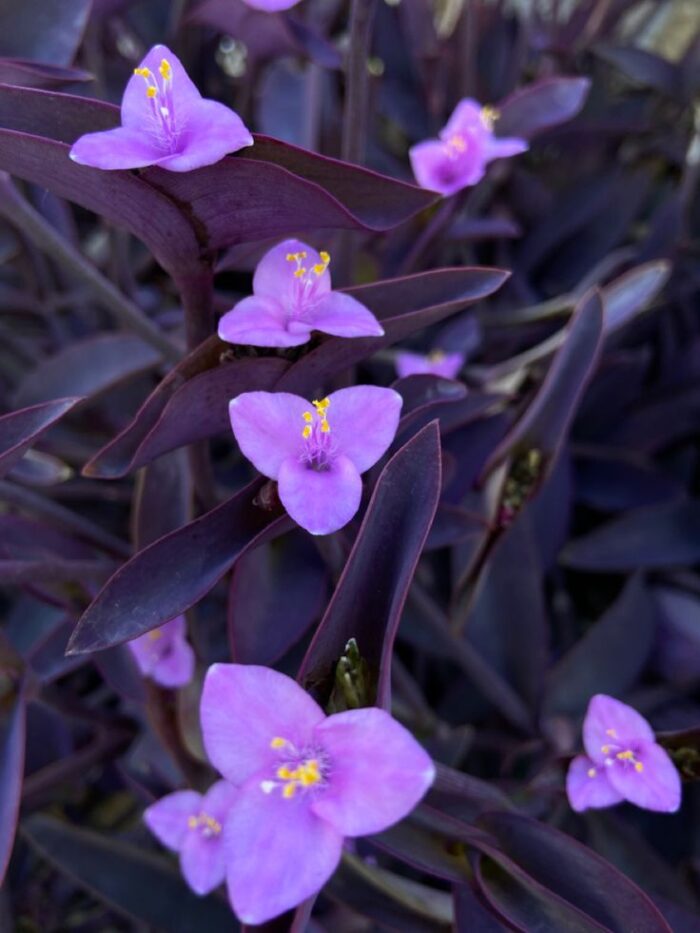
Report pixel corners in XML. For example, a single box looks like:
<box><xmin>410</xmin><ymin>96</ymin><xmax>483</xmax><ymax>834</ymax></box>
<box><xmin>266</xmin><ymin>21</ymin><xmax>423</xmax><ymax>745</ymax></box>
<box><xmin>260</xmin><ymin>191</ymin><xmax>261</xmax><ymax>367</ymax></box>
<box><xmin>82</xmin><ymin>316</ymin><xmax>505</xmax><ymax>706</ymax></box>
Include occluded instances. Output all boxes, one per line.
<box><xmin>299</xmin><ymin>397</ymin><xmax>336</xmax><ymax>471</ymax></box>
<box><xmin>593</xmin><ymin>727</ymin><xmax>644</xmax><ymax>775</ymax></box>
<box><xmin>284</xmin><ymin>249</ymin><xmax>330</xmax><ymax>319</ymax></box>
<box><xmin>134</xmin><ymin>58</ymin><xmax>180</xmax><ymax>152</ymax></box>
<box><xmin>187</xmin><ymin>810</ymin><xmax>222</xmax><ymax>838</ymax></box>
<box><xmin>261</xmin><ymin>736</ymin><xmax>329</xmax><ymax>800</ymax></box>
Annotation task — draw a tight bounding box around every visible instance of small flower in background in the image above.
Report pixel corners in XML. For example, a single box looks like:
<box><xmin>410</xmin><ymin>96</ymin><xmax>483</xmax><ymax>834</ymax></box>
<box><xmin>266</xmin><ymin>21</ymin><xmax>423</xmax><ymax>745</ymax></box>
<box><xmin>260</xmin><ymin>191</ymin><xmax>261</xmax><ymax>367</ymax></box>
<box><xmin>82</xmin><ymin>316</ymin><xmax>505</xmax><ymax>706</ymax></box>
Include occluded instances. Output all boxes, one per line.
<box><xmin>228</xmin><ymin>386</ymin><xmax>402</xmax><ymax>535</ymax></box>
<box><xmin>200</xmin><ymin>664</ymin><xmax>435</xmax><ymax>924</ymax></box>
<box><xmin>218</xmin><ymin>238</ymin><xmax>383</xmax><ymax>348</ymax></box>
<box><xmin>127</xmin><ymin>616</ymin><xmax>195</xmax><ymax>688</ymax></box>
<box><xmin>409</xmin><ymin>99</ymin><xmax>527</xmax><ymax>196</ymax></box>
<box><xmin>395</xmin><ymin>349</ymin><xmax>465</xmax><ymax>380</ymax></box>
<box><xmin>240</xmin><ymin>0</ymin><xmax>302</xmax><ymax>8</ymax></box>
<box><xmin>144</xmin><ymin>780</ymin><xmax>237</xmax><ymax>895</ymax></box>
<box><xmin>70</xmin><ymin>44</ymin><xmax>253</xmax><ymax>172</ymax></box>
<box><xmin>566</xmin><ymin>694</ymin><xmax>681</xmax><ymax>814</ymax></box>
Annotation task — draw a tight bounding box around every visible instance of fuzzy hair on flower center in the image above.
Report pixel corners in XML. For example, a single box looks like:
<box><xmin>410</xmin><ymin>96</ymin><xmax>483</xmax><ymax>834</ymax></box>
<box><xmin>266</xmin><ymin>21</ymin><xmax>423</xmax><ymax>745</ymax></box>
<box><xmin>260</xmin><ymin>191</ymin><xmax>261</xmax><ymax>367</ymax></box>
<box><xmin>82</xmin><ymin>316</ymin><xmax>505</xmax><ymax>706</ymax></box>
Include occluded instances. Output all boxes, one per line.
<box><xmin>598</xmin><ymin>728</ymin><xmax>644</xmax><ymax>773</ymax></box>
<box><xmin>187</xmin><ymin>811</ymin><xmax>223</xmax><ymax>838</ymax></box>
<box><xmin>261</xmin><ymin>736</ymin><xmax>328</xmax><ymax>799</ymax></box>
<box><xmin>285</xmin><ymin>249</ymin><xmax>330</xmax><ymax>317</ymax></box>
<box><xmin>300</xmin><ymin>397</ymin><xmax>336</xmax><ymax>470</ymax></box>
<box><xmin>134</xmin><ymin>58</ymin><xmax>180</xmax><ymax>149</ymax></box>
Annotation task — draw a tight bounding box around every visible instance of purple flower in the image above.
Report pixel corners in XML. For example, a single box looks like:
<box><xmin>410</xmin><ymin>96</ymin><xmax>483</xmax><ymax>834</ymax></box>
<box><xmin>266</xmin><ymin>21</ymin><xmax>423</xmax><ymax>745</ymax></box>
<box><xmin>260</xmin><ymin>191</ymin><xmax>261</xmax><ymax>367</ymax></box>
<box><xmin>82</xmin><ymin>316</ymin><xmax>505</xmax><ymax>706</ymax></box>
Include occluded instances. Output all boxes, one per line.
<box><xmin>241</xmin><ymin>0</ymin><xmax>301</xmax><ymax>8</ymax></box>
<box><xmin>127</xmin><ymin>616</ymin><xmax>194</xmax><ymax>689</ymax></box>
<box><xmin>70</xmin><ymin>45</ymin><xmax>253</xmax><ymax>172</ymax></box>
<box><xmin>144</xmin><ymin>780</ymin><xmax>237</xmax><ymax>895</ymax></box>
<box><xmin>395</xmin><ymin>349</ymin><xmax>465</xmax><ymax>380</ymax></box>
<box><xmin>228</xmin><ymin>386</ymin><xmax>402</xmax><ymax>535</ymax></box>
<box><xmin>218</xmin><ymin>239</ymin><xmax>383</xmax><ymax>348</ymax></box>
<box><xmin>409</xmin><ymin>99</ymin><xmax>527</xmax><ymax>196</ymax></box>
<box><xmin>566</xmin><ymin>694</ymin><xmax>681</xmax><ymax>814</ymax></box>
<box><xmin>200</xmin><ymin>664</ymin><xmax>435</xmax><ymax>924</ymax></box>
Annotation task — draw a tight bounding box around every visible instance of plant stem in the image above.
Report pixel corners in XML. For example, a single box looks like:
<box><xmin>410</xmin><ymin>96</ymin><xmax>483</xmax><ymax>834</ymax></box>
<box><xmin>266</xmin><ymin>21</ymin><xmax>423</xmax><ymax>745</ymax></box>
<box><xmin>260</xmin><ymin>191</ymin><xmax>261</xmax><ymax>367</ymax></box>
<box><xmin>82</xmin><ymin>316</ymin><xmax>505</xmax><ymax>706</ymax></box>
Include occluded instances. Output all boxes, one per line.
<box><xmin>0</xmin><ymin>177</ymin><xmax>181</xmax><ymax>363</ymax></box>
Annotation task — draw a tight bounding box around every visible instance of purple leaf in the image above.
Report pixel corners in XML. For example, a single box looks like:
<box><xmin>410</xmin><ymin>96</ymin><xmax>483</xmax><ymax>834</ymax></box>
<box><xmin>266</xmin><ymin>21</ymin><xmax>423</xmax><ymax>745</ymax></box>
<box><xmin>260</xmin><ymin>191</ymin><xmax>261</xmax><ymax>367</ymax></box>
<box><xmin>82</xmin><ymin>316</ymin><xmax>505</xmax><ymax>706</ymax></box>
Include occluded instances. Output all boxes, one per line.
<box><xmin>22</xmin><ymin>815</ymin><xmax>234</xmax><ymax>929</ymax></box>
<box><xmin>12</xmin><ymin>334</ymin><xmax>161</xmax><ymax>408</ymax></box>
<box><xmin>604</xmin><ymin>261</ymin><xmax>670</xmax><ymax>335</ymax></box>
<box><xmin>298</xmin><ymin>422</ymin><xmax>442</xmax><ymax>709</ymax></box>
<box><xmin>561</xmin><ymin>500</ymin><xmax>700</xmax><ymax>571</ymax></box>
<box><xmin>66</xmin><ymin>480</ymin><xmax>292</xmax><ymax>654</ymax></box>
<box><xmin>0</xmin><ymin>59</ymin><xmax>91</xmax><ymax>88</ymax></box>
<box><xmin>0</xmin><ymin>695</ymin><xmax>26</xmax><ymax>884</ymax></box>
<box><xmin>574</xmin><ymin>452</ymin><xmax>683</xmax><ymax>511</ymax></box>
<box><xmin>543</xmin><ymin>574</ymin><xmax>656</xmax><ymax>717</ymax></box>
<box><xmin>228</xmin><ymin>530</ymin><xmax>327</xmax><ymax>665</ymax></box>
<box><xmin>454</xmin><ymin>883</ymin><xmax>510</xmax><ymax>932</ymax></box>
<box><xmin>476</xmin><ymin>813</ymin><xmax>673</xmax><ymax>933</ymax></box>
<box><xmin>132</xmin><ymin>449</ymin><xmax>191</xmax><ymax>550</ymax></box>
<box><xmin>496</xmin><ymin>77</ymin><xmax>591</xmax><ymax>139</ymax></box>
<box><xmin>0</xmin><ymin>397</ymin><xmax>81</xmax><ymax>479</ymax></box>
<box><xmin>0</xmin><ymin>0</ymin><xmax>91</xmax><ymax>66</ymax></box>
<box><xmin>595</xmin><ymin>45</ymin><xmax>682</xmax><ymax>98</ymax></box>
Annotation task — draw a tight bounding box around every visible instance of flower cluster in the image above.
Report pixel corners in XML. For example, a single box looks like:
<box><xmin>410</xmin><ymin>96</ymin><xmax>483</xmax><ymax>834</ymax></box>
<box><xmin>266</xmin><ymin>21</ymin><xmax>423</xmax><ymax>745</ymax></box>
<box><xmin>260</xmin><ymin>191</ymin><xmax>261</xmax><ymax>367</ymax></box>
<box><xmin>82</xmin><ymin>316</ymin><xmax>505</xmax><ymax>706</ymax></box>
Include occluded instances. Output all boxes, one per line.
<box><xmin>145</xmin><ymin>664</ymin><xmax>435</xmax><ymax>924</ymax></box>
<box><xmin>566</xmin><ymin>694</ymin><xmax>681</xmax><ymax>813</ymax></box>
<box><xmin>127</xmin><ymin>615</ymin><xmax>194</xmax><ymax>688</ymax></box>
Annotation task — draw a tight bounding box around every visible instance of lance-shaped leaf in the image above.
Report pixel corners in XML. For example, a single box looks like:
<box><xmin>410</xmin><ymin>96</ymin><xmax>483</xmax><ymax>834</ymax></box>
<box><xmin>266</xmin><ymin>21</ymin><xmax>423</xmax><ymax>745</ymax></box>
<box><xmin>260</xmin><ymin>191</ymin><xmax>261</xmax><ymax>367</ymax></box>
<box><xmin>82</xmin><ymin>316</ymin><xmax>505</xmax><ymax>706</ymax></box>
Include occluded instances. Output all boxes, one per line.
<box><xmin>12</xmin><ymin>334</ymin><xmax>161</xmax><ymax>408</ymax></box>
<box><xmin>561</xmin><ymin>500</ymin><xmax>700</xmax><ymax>571</ymax></box>
<box><xmin>0</xmin><ymin>694</ymin><xmax>26</xmax><ymax>884</ymax></box>
<box><xmin>0</xmin><ymin>0</ymin><xmax>91</xmax><ymax>66</ymax></box>
<box><xmin>0</xmin><ymin>59</ymin><xmax>91</xmax><ymax>88</ymax></box>
<box><xmin>496</xmin><ymin>77</ymin><xmax>591</xmax><ymax>138</ymax></box>
<box><xmin>67</xmin><ymin>480</ymin><xmax>292</xmax><ymax>654</ymax></box>
<box><xmin>475</xmin><ymin>812</ymin><xmax>672</xmax><ymax>933</ymax></box>
<box><xmin>298</xmin><ymin>422</ymin><xmax>442</xmax><ymax>709</ymax></box>
<box><xmin>0</xmin><ymin>397</ymin><xmax>81</xmax><ymax>479</ymax></box>
<box><xmin>454</xmin><ymin>883</ymin><xmax>510</xmax><ymax>932</ymax></box>
<box><xmin>228</xmin><ymin>530</ymin><xmax>327</xmax><ymax>665</ymax></box>
<box><xmin>542</xmin><ymin>574</ymin><xmax>655</xmax><ymax>717</ymax></box>
<box><xmin>480</xmin><ymin>290</ymin><xmax>603</xmax><ymax>485</ymax></box>
<box><xmin>22</xmin><ymin>815</ymin><xmax>234</xmax><ymax>930</ymax></box>
<box><xmin>279</xmin><ymin>267</ymin><xmax>509</xmax><ymax>394</ymax></box>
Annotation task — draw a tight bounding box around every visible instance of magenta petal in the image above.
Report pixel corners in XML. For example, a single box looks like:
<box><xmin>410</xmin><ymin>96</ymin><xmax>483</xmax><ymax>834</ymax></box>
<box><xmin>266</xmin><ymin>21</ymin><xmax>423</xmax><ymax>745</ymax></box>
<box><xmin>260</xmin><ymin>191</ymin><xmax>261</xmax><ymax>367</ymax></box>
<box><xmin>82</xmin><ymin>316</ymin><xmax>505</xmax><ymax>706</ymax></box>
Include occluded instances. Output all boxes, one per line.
<box><xmin>122</xmin><ymin>45</ymin><xmax>201</xmax><ymax>130</ymax></box>
<box><xmin>157</xmin><ymin>99</ymin><xmax>254</xmax><ymax>172</ymax></box>
<box><xmin>241</xmin><ymin>0</ymin><xmax>302</xmax><ymax>9</ymax></box>
<box><xmin>395</xmin><ymin>350</ymin><xmax>464</xmax><ymax>379</ymax></box>
<box><xmin>152</xmin><ymin>637</ymin><xmax>195</xmax><ymax>689</ymax></box>
<box><xmin>180</xmin><ymin>830</ymin><xmax>226</xmax><ymax>896</ymax></box>
<box><xmin>566</xmin><ymin>756</ymin><xmax>624</xmax><ymax>812</ymax></box>
<box><xmin>228</xmin><ymin>391</ymin><xmax>308</xmax><ymax>479</ymax></box>
<box><xmin>309</xmin><ymin>292</ymin><xmax>384</xmax><ymax>338</ymax></box>
<box><xmin>69</xmin><ymin>127</ymin><xmax>166</xmax><ymax>170</ymax></box>
<box><xmin>253</xmin><ymin>239</ymin><xmax>331</xmax><ymax>308</ymax></box>
<box><xmin>607</xmin><ymin>743</ymin><xmax>682</xmax><ymax>813</ymax></box>
<box><xmin>409</xmin><ymin>140</ymin><xmax>458</xmax><ymax>195</ymax></box>
<box><xmin>443</xmin><ymin>98</ymin><xmax>488</xmax><ymax>137</ymax></box>
<box><xmin>485</xmin><ymin>136</ymin><xmax>529</xmax><ymax>162</ymax></box>
<box><xmin>326</xmin><ymin>386</ymin><xmax>403</xmax><ymax>473</ymax></box>
<box><xmin>311</xmin><ymin>708</ymin><xmax>435</xmax><ymax>836</ymax></box>
<box><xmin>278</xmin><ymin>452</ymin><xmax>362</xmax><ymax>535</ymax></box>
<box><xmin>144</xmin><ymin>790</ymin><xmax>201</xmax><ymax>851</ymax></box>
<box><xmin>218</xmin><ymin>296</ymin><xmax>307</xmax><ymax>348</ymax></box>
<box><xmin>224</xmin><ymin>777</ymin><xmax>343</xmax><ymax>925</ymax></box>
<box><xmin>583</xmin><ymin>694</ymin><xmax>655</xmax><ymax>764</ymax></box>
<box><xmin>200</xmin><ymin>664</ymin><xmax>325</xmax><ymax>784</ymax></box>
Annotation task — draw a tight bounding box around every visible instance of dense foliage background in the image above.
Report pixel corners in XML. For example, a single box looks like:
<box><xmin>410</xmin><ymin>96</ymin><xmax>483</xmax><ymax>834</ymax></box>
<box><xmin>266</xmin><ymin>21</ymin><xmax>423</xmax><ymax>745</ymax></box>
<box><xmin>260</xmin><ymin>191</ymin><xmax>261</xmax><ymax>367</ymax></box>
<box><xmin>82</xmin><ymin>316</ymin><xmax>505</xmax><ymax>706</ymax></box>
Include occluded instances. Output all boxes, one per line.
<box><xmin>0</xmin><ymin>0</ymin><xmax>699</xmax><ymax>929</ymax></box>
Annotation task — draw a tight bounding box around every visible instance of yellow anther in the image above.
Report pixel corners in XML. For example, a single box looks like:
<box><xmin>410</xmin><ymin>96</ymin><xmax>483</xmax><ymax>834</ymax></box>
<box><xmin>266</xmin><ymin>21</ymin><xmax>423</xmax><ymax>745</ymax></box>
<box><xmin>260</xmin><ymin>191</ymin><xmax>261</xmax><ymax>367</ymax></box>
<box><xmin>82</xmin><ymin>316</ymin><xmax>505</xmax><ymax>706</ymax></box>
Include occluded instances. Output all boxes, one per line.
<box><xmin>286</xmin><ymin>253</ymin><xmax>297</xmax><ymax>262</ymax></box>
<box><xmin>601</xmin><ymin>745</ymin><xmax>611</xmax><ymax>755</ymax></box>
<box><xmin>616</xmin><ymin>750</ymin><xmax>635</xmax><ymax>762</ymax></box>
<box><xmin>159</xmin><ymin>58</ymin><xmax>172</xmax><ymax>81</ymax></box>
<box><xmin>312</xmin><ymin>398</ymin><xmax>330</xmax><ymax>413</ymax></box>
<box><xmin>282</xmin><ymin>783</ymin><xmax>296</xmax><ymax>799</ymax></box>
<box><xmin>605</xmin><ymin>729</ymin><xmax>618</xmax><ymax>738</ymax></box>
<box><xmin>187</xmin><ymin>816</ymin><xmax>198</xmax><ymax>829</ymax></box>
<box><xmin>148</xmin><ymin>629</ymin><xmax>163</xmax><ymax>641</ymax></box>
<box><xmin>428</xmin><ymin>350</ymin><xmax>446</xmax><ymax>362</ymax></box>
<box><xmin>635</xmin><ymin>762</ymin><xmax>644</xmax><ymax>773</ymax></box>
<box><xmin>303</xmin><ymin>412</ymin><xmax>313</xmax><ymax>423</ymax></box>
<box><xmin>299</xmin><ymin>760</ymin><xmax>320</xmax><ymax>786</ymax></box>
<box><xmin>587</xmin><ymin>768</ymin><xmax>597</xmax><ymax>778</ymax></box>
<box><xmin>299</xmin><ymin>251</ymin><xmax>307</xmax><ymax>258</ymax></box>
<box><xmin>146</xmin><ymin>86</ymin><xmax>157</xmax><ymax>98</ymax></box>
<box><xmin>481</xmin><ymin>105</ymin><xmax>500</xmax><ymax>128</ymax></box>
<box><xmin>320</xmin><ymin>419</ymin><xmax>330</xmax><ymax>433</ymax></box>
<box><xmin>302</xmin><ymin>425</ymin><xmax>312</xmax><ymax>439</ymax></box>
<box><xmin>134</xmin><ymin>67</ymin><xmax>151</xmax><ymax>78</ymax></box>
<box><xmin>319</xmin><ymin>251</ymin><xmax>330</xmax><ymax>264</ymax></box>
<box><xmin>270</xmin><ymin>737</ymin><xmax>287</xmax><ymax>749</ymax></box>
<box><xmin>293</xmin><ymin>267</ymin><xmax>307</xmax><ymax>278</ymax></box>
<box><xmin>277</xmin><ymin>766</ymin><xmax>293</xmax><ymax>780</ymax></box>
<box><xmin>447</xmin><ymin>134</ymin><xmax>467</xmax><ymax>153</ymax></box>
<box><xmin>313</xmin><ymin>264</ymin><xmax>326</xmax><ymax>275</ymax></box>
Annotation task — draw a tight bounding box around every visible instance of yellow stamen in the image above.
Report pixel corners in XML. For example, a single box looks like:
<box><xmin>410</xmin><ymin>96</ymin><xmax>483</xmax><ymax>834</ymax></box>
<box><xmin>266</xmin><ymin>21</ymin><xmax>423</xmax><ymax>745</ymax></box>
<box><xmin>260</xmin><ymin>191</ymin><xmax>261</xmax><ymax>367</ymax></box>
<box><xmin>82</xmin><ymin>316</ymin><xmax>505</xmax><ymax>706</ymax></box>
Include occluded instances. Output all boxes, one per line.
<box><xmin>187</xmin><ymin>816</ymin><xmax>198</xmax><ymax>829</ymax></box>
<box><xmin>635</xmin><ymin>762</ymin><xmax>644</xmax><ymax>773</ymax></box>
<box><xmin>148</xmin><ymin>629</ymin><xmax>163</xmax><ymax>641</ymax></box>
<box><xmin>146</xmin><ymin>86</ymin><xmax>157</xmax><ymax>99</ymax></box>
<box><xmin>270</xmin><ymin>737</ymin><xmax>287</xmax><ymax>749</ymax></box>
<box><xmin>447</xmin><ymin>133</ymin><xmax>467</xmax><ymax>153</ymax></box>
<box><xmin>481</xmin><ymin>105</ymin><xmax>500</xmax><ymax>129</ymax></box>
<box><xmin>302</xmin><ymin>425</ymin><xmax>312</xmax><ymax>439</ymax></box>
<box><xmin>293</xmin><ymin>267</ymin><xmax>307</xmax><ymax>278</ymax></box>
<box><xmin>587</xmin><ymin>768</ymin><xmax>597</xmax><ymax>778</ymax></box>
<box><xmin>605</xmin><ymin>729</ymin><xmax>618</xmax><ymax>738</ymax></box>
<box><xmin>159</xmin><ymin>58</ymin><xmax>172</xmax><ymax>81</ymax></box>
<box><xmin>616</xmin><ymin>750</ymin><xmax>635</xmax><ymax>762</ymax></box>
<box><xmin>134</xmin><ymin>67</ymin><xmax>151</xmax><ymax>78</ymax></box>
<box><xmin>303</xmin><ymin>412</ymin><xmax>313</xmax><ymax>423</ymax></box>
<box><xmin>601</xmin><ymin>745</ymin><xmax>611</xmax><ymax>755</ymax></box>
<box><xmin>319</xmin><ymin>251</ymin><xmax>330</xmax><ymax>264</ymax></box>
<box><xmin>277</xmin><ymin>766</ymin><xmax>293</xmax><ymax>780</ymax></box>
<box><xmin>282</xmin><ymin>783</ymin><xmax>296</xmax><ymax>799</ymax></box>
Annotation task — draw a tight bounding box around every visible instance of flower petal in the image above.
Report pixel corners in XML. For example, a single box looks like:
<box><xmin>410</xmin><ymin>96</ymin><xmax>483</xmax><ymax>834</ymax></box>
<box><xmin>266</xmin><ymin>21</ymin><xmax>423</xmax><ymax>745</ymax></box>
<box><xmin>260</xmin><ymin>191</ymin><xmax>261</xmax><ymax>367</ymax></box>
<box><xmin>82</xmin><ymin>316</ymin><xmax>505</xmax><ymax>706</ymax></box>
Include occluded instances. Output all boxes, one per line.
<box><xmin>325</xmin><ymin>386</ymin><xmax>403</xmax><ymax>474</ymax></box>
<box><xmin>409</xmin><ymin>139</ymin><xmax>484</xmax><ymax>195</ymax></box>
<box><xmin>278</xmin><ymin>452</ymin><xmax>362</xmax><ymax>536</ymax></box>
<box><xmin>224</xmin><ymin>777</ymin><xmax>343</xmax><ymax>925</ymax></box>
<box><xmin>200</xmin><ymin>663</ymin><xmax>325</xmax><ymax>785</ymax></box>
<box><xmin>485</xmin><ymin>136</ymin><xmax>528</xmax><ymax>163</ymax></box>
<box><xmin>157</xmin><ymin>99</ymin><xmax>254</xmax><ymax>172</ymax></box>
<box><xmin>311</xmin><ymin>708</ymin><xmax>435</xmax><ymax>836</ymax></box>
<box><xmin>152</xmin><ymin>637</ymin><xmax>195</xmax><ymax>689</ymax></box>
<box><xmin>606</xmin><ymin>743</ymin><xmax>682</xmax><ymax>813</ymax></box>
<box><xmin>308</xmin><ymin>291</ymin><xmax>384</xmax><ymax>339</ymax></box>
<box><xmin>565</xmin><ymin>756</ymin><xmax>624</xmax><ymax>812</ymax></box>
<box><xmin>144</xmin><ymin>790</ymin><xmax>201</xmax><ymax>852</ymax></box>
<box><xmin>69</xmin><ymin>127</ymin><xmax>167</xmax><ymax>170</ymax></box>
<box><xmin>218</xmin><ymin>296</ymin><xmax>306</xmax><ymax>348</ymax></box>
<box><xmin>395</xmin><ymin>350</ymin><xmax>465</xmax><ymax>379</ymax></box>
<box><xmin>583</xmin><ymin>694</ymin><xmax>655</xmax><ymax>764</ymax></box>
<box><xmin>443</xmin><ymin>98</ymin><xmax>488</xmax><ymax>137</ymax></box>
<box><xmin>203</xmin><ymin>780</ymin><xmax>239</xmax><ymax>821</ymax></box>
<box><xmin>122</xmin><ymin>45</ymin><xmax>201</xmax><ymax>130</ymax></box>
<box><xmin>241</xmin><ymin>0</ymin><xmax>302</xmax><ymax>9</ymax></box>
<box><xmin>180</xmin><ymin>830</ymin><xmax>226</xmax><ymax>896</ymax></box>
<box><xmin>253</xmin><ymin>239</ymin><xmax>331</xmax><ymax>307</ymax></box>
<box><xmin>228</xmin><ymin>391</ymin><xmax>309</xmax><ymax>479</ymax></box>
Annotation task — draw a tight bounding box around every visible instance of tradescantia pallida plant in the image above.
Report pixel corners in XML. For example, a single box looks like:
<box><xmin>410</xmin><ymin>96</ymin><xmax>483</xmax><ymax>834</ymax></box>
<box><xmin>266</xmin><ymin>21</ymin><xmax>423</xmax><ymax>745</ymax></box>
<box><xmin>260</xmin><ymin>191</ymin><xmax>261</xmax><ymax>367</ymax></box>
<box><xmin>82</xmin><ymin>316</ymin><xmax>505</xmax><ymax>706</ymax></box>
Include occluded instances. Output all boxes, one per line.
<box><xmin>0</xmin><ymin>0</ymin><xmax>699</xmax><ymax>930</ymax></box>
